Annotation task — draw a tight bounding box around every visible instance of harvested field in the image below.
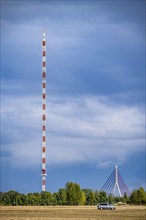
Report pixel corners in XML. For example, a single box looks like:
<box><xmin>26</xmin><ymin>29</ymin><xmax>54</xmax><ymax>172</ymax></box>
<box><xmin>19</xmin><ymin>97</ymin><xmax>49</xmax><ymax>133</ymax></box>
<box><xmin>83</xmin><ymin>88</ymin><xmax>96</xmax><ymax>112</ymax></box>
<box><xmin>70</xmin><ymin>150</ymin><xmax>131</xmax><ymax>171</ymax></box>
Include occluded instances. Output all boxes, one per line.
<box><xmin>0</xmin><ymin>205</ymin><xmax>146</xmax><ymax>220</ymax></box>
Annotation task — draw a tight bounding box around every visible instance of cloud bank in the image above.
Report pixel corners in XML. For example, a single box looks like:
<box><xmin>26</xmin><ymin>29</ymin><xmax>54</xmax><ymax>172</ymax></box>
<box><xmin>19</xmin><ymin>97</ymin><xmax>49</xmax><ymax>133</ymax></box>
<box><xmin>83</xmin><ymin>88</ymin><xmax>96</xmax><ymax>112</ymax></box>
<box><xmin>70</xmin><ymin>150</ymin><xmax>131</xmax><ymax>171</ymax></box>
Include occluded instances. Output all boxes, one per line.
<box><xmin>1</xmin><ymin>93</ymin><xmax>144</xmax><ymax>168</ymax></box>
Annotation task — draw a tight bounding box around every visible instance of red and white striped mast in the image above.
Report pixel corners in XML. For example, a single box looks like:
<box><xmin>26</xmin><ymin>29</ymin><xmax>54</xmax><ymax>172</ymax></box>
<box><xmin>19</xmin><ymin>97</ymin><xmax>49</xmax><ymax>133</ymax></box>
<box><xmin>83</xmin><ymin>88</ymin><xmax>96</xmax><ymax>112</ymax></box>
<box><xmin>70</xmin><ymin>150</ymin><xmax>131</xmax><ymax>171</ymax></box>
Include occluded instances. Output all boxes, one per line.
<box><xmin>41</xmin><ymin>30</ymin><xmax>47</xmax><ymax>191</ymax></box>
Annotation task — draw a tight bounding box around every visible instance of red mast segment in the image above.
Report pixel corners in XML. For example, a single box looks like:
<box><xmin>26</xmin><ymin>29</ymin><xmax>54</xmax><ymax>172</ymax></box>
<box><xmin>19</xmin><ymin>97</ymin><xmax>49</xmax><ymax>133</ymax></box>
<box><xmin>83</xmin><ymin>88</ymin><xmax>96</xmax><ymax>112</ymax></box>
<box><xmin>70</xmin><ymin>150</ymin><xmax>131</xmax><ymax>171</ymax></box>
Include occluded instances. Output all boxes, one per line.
<box><xmin>41</xmin><ymin>30</ymin><xmax>47</xmax><ymax>191</ymax></box>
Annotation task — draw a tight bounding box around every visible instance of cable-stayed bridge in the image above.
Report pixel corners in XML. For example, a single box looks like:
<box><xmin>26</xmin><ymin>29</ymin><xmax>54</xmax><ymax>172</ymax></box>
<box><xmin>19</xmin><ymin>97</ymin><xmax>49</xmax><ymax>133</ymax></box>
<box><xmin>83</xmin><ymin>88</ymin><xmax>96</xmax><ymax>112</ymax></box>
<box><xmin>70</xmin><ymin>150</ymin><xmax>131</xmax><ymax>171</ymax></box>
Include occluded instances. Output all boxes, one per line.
<box><xmin>101</xmin><ymin>165</ymin><xmax>131</xmax><ymax>197</ymax></box>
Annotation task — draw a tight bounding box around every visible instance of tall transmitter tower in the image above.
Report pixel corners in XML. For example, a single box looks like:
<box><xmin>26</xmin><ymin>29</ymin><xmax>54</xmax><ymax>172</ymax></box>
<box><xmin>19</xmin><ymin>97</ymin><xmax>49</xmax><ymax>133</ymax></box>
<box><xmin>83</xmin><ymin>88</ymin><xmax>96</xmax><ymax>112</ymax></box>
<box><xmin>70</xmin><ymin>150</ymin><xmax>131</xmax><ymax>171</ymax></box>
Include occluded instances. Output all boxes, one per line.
<box><xmin>41</xmin><ymin>30</ymin><xmax>47</xmax><ymax>191</ymax></box>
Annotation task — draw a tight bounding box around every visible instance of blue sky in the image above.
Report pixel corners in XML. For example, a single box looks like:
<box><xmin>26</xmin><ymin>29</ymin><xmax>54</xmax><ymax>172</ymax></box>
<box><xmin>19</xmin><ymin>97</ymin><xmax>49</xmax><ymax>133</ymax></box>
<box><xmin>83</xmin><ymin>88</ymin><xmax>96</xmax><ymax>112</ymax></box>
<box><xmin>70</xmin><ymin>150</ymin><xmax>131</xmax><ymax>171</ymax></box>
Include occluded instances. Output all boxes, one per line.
<box><xmin>1</xmin><ymin>0</ymin><xmax>145</xmax><ymax>194</ymax></box>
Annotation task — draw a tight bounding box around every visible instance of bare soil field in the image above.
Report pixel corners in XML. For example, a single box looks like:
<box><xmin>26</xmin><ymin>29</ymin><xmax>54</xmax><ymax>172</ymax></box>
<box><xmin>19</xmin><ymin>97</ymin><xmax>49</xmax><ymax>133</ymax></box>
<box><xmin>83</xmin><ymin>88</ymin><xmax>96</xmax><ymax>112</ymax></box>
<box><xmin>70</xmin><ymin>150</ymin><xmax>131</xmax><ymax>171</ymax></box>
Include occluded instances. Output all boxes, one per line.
<box><xmin>0</xmin><ymin>205</ymin><xmax>145</xmax><ymax>220</ymax></box>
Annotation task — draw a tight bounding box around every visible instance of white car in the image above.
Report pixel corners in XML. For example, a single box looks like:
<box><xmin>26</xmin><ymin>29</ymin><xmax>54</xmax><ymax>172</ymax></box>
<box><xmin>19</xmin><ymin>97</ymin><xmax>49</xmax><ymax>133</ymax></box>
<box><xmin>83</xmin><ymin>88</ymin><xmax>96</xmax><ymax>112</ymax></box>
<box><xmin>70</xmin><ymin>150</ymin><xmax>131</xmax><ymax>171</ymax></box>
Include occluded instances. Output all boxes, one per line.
<box><xmin>97</xmin><ymin>202</ymin><xmax>116</xmax><ymax>210</ymax></box>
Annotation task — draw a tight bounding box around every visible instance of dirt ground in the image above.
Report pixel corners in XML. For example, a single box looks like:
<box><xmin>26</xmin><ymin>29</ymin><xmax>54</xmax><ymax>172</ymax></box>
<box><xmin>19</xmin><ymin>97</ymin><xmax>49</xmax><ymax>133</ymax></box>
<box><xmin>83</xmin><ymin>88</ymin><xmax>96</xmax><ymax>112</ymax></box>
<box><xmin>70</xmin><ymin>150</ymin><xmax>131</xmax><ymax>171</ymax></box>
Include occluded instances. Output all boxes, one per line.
<box><xmin>0</xmin><ymin>205</ymin><xmax>146</xmax><ymax>220</ymax></box>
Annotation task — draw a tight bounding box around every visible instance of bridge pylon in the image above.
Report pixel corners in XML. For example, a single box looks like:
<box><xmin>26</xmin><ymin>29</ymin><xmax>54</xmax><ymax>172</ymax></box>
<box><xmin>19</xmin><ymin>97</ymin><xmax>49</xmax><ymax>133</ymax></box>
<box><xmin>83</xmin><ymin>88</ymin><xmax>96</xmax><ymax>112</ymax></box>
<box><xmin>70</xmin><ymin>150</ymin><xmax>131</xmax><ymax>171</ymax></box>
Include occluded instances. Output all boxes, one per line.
<box><xmin>100</xmin><ymin>165</ymin><xmax>130</xmax><ymax>197</ymax></box>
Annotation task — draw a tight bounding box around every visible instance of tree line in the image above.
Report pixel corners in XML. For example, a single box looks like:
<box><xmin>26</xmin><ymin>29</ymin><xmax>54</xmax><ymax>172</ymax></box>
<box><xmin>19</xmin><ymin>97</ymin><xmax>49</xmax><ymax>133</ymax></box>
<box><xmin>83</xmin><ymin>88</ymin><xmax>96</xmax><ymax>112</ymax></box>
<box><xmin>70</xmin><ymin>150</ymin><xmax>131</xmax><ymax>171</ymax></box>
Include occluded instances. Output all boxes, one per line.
<box><xmin>0</xmin><ymin>182</ymin><xmax>146</xmax><ymax>206</ymax></box>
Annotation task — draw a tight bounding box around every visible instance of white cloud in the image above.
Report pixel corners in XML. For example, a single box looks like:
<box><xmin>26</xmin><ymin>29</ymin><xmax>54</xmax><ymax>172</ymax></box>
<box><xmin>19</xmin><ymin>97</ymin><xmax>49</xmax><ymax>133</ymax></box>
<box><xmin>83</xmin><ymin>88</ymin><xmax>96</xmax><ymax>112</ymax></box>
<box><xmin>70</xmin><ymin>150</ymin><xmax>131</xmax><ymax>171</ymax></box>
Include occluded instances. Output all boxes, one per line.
<box><xmin>1</xmin><ymin>94</ymin><xmax>145</xmax><ymax>168</ymax></box>
<box><xmin>2</xmin><ymin>1</ymin><xmax>143</xmax><ymax>51</ymax></box>
<box><xmin>96</xmin><ymin>161</ymin><xmax>115</xmax><ymax>168</ymax></box>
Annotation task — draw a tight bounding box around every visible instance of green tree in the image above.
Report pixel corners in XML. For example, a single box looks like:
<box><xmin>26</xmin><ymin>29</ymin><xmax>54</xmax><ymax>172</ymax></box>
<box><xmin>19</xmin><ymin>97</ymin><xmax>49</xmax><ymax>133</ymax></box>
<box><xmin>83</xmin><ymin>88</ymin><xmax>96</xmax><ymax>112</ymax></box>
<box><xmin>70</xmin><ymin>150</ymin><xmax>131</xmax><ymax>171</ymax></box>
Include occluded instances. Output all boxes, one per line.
<box><xmin>108</xmin><ymin>194</ymin><xmax>114</xmax><ymax>204</ymax></box>
<box><xmin>80</xmin><ymin>191</ymin><xmax>86</xmax><ymax>205</ymax></box>
<box><xmin>123</xmin><ymin>192</ymin><xmax>129</xmax><ymax>204</ymax></box>
<box><xmin>137</xmin><ymin>187</ymin><xmax>146</xmax><ymax>204</ymax></box>
<box><xmin>0</xmin><ymin>192</ymin><xmax>11</xmax><ymax>205</ymax></box>
<box><xmin>17</xmin><ymin>194</ymin><xmax>28</xmax><ymax>205</ymax></box>
<box><xmin>130</xmin><ymin>187</ymin><xmax>146</xmax><ymax>205</ymax></box>
<box><xmin>27</xmin><ymin>193</ymin><xmax>36</xmax><ymax>206</ymax></box>
<box><xmin>57</xmin><ymin>188</ymin><xmax>67</xmax><ymax>205</ymax></box>
<box><xmin>114</xmin><ymin>196</ymin><xmax>121</xmax><ymax>203</ymax></box>
<box><xmin>33</xmin><ymin>193</ymin><xmax>41</xmax><ymax>205</ymax></box>
<box><xmin>52</xmin><ymin>192</ymin><xmax>58</xmax><ymax>205</ymax></box>
<box><xmin>94</xmin><ymin>190</ymin><xmax>100</xmax><ymax>204</ymax></box>
<box><xmin>87</xmin><ymin>191</ymin><xmax>95</xmax><ymax>205</ymax></box>
<box><xmin>99</xmin><ymin>191</ymin><xmax>107</xmax><ymax>202</ymax></box>
<box><xmin>40</xmin><ymin>191</ymin><xmax>53</xmax><ymax>205</ymax></box>
<box><xmin>5</xmin><ymin>191</ymin><xmax>20</xmax><ymax>205</ymax></box>
<box><xmin>65</xmin><ymin>182</ymin><xmax>84</xmax><ymax>205</ymax></box>
<box><xmin>82</xmin><ymin>189</ymin><xmax>92</xmax><ymax>205</ymax></box>
<box><xmin>0</xmin><ymin>192</ymin><xmax>4</xmax><ymax>205</ymax></box>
